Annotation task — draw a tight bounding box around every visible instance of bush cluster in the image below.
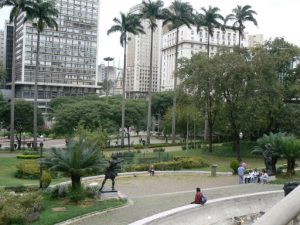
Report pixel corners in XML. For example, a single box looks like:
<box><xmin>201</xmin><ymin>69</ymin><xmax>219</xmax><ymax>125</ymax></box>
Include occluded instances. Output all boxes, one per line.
<box><xmin>41</xmin><ymin>171</ymin><xmax>52</xmax><ymax>189</ymax></box>
<box><xmin>134</xmin><ymin>144</ymin><xmax>144</xmax><ymax>149</ymax></box>
<box><xmin>0</xmin><ymin>190</ymin><xmax>42</xmax><ymax>224</ymax></box>
<box><xmin>230</xmin><ymin>160</ymin><xmax>240</xmax><ymax>174</ymax></box>
<box><xmin>126</xmin><ymin>157</ymin><xmax>209</xmax><ymax>171</ymax></box>
<box><xmin>15</xmin><ymin>160</ymin><xmax>40</xmax><ymax>179</ymax></box>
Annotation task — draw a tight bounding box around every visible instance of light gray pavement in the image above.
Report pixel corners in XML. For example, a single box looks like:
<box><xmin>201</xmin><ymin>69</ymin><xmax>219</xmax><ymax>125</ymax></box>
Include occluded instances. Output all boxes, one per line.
<box><xmin>71</xmin><ymin>175</ymin><xmax>283</xmax><ymax>225</ymax></box>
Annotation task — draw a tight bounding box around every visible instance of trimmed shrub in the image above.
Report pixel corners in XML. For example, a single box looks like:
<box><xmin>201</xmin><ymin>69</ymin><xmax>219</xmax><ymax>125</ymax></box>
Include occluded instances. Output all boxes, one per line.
<box><xmin>85</xmin><ymin>185</ymin><xmax>101</xmax><ymax>198</ymax></box>
<box><xmin>230</xmin><ymin>160</ymin><xmax>240</xmax><ymax>174</ymax></box>
<box><xmin>49</xmin><ymin>184</ymin><xmax>70</xmax><ymax>199</ymax></box>
<box><xmin>134</xmin><ymin>144</ymin><xmax>144</xmax><ymax>149</ymax></box>
<box><xmin>126</xmin><ymin>157</ymin><xmax>209</xmax><ymax>171</ymax></box>
<box><xmin>153</xmin><ymin>147</ymin><xmax>165</xmax><ymax>152</ymax></box>
<box><xmin>16</xmin><ymin>154</ymin><xmax>40</xmax><ymax>159</ymax></box>
<box><xmin>15</xmin><ymin>160</ymin><xmax>40</xmax><ymax>179</ymax></box>
<box><xmin>41</xmin><ymin>171</ymin><xmax>52</xmax><ymax>189</ymax></box>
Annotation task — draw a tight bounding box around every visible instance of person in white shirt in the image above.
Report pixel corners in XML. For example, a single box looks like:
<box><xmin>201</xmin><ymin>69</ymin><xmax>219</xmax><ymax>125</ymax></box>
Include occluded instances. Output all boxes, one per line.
<box><xmin>260</xmin><ymin>169</ymin><xmax>269</xmax><ymax>184</ymax></box>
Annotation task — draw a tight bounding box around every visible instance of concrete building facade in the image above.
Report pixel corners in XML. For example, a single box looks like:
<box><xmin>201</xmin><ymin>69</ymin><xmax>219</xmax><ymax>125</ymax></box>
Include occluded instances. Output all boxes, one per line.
<box><xmin>161</xmin><ymin>25</ymin><xmax>248</xmax><ymax>91</ymax></box>
<box><xmin>0</xmin><ymin>30</ymin><xmax>5</xmax><ymax>66</ymax></box>
<box><xmin>126</xmin><ymin>4</ymin><xmax>162</xmax><ymax>98</ymax></box>
<box><xmin>4</xmin><ymin>21</ymin><xmax>14</xmax><ymax>82</ymax></box>
<box><xmin>13</xmin><ymin>0</ymin><xmax>99</xmax><ymax>112</ymax></box>
<box><xmin>248</xmin><ymin>34</ymin><xmax>264</xmax><ymax>48</ymax></box>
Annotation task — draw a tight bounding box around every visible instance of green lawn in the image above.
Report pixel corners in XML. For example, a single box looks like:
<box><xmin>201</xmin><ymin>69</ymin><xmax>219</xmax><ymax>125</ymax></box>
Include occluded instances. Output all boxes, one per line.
<box><xmin>0</xmin><ymin>157</ymin><xmax>67</xmax><ymax>187</ymax></box>
<box><xmin>32</xmin><ymin>196</ymin><xmax>126</xmax><ymax>225</ymax></box>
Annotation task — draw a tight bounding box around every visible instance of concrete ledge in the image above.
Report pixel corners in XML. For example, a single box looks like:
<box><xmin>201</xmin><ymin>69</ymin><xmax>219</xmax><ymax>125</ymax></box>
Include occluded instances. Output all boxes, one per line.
<box><xmin>129</xmin><ymin>190</ymin><xmax>284</xmax><ymax>225</ymax></box>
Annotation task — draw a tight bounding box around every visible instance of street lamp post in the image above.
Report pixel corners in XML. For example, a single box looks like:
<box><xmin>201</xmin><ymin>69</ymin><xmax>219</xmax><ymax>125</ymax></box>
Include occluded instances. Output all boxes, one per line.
<box><xmin>239</xmin><ymin>132</ymin><xmax>243</xmax><ymax>161</ymax></box>
<box><xmin>103</xmin><ymin>57</ymin><xmax>114</xmax><ymax>103</ymax></box>
<box><xmin>39</xmin><ymin>135</ymin><xmax>44</xmax><ymax>188</ymax></box>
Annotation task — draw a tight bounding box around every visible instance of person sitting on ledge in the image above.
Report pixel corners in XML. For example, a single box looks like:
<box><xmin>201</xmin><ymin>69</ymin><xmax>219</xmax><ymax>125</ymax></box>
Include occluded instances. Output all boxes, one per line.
<box><xmin>191</xmin><ymin>187</ymin><xmax>203</xmax><ymax>204</ymax></box>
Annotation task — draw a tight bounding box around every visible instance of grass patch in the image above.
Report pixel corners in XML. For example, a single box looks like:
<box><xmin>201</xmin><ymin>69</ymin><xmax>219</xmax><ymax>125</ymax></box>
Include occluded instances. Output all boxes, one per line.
<box><xmin>0</xmin><ymin>157</ymin><xmax>67</xmax><ymax>187</ymax></box>
<box><xmin>32</xmin><ymin>196</ymin><xmax>126</xmax><ymax>225</ymax></box>
<box><xmin>270</xmin><ymin>172</ymin><xmax>300</xmax><ymax>184</ymax></box>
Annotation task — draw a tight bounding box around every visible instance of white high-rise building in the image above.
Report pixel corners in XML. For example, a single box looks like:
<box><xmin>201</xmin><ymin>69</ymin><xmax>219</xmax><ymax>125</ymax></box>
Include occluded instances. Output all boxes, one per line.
<box><xmin>161</xmin><ymin>25</ymin><xmax>248</xmax><ymax>91</ymax></box>
<box><xmin>13</xmin><ymin>0</ymin><xmax>99</xmax><ymax>112</ymax></box>
<box><xmin>126</xmin><ymin>4</ymin><xmax>162</xmax><ymax>98</ymax></box>
<box><xmin>0</xmin><ymin>30</ymin><xmax>5</xmax><ymax>66</ymax></box>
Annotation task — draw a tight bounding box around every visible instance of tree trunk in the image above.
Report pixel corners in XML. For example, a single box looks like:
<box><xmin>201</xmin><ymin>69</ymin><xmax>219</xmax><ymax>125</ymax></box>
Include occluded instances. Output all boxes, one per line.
<box><xmin>121</xmin><ymin>36</ymin><xmax>127</xmax><ymax>148</ymax></box>
<box><xmin>10</xmin><ymin>19</ymin><xmax>17</xmax><ymax>151</ymax></box>
<box><xmin>71</xmin><ymin>174</ymin><xmax>81</xmax><ymax>190</ymax></box>
<box><xmin>236</xmin><ymin>133</ymin><xmax>242</xmax><ymax>162</ymax></box>
<box><xmin>172</xmin><ymin>28</ymin><xmax>179</xmax><ymax>144</ymax></box>
<box><xmin>33</xmin><ymin>31</ymin><xmax>40</xmax><ymax>151</ymax></box>
<box><xmin>127</xmin><ymin>127</ymin><xmax>130</xmax><ymax>151</ymax></box>
<box><xmin>16</xmin><ymin>133</ymin><xmax>21</xmax><ymax>150</ymax></box>
<box><xmin>287</xmin><ymin>158</ymin><xmax>295</xmax><ymax>177</ymax></box>
<box><xmin>146</xmin><ymin>29</ymin><xmax>154</xmax><ymax>145</ymax></box>
<box><xmin>204</xmin><ymin>35</ymin><xmax>210</xmax><ymax>142</ymax></box>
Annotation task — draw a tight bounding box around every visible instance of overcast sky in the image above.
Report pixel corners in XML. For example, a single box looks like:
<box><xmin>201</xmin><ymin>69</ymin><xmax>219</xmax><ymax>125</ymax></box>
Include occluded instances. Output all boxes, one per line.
<box><xmin>1</xmin><ymin>0</ymin><xmax>300</xmax><ymax>66</ymax></box>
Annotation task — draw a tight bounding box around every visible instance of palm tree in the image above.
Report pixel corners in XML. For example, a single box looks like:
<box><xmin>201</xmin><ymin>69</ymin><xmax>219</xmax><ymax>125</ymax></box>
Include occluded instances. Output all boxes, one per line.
<box><xmin>226</xmin><ymin>5</ymin><xmax>257</xmax><ymax>47</ymax></box>
<box><xmin>162</xmin><ymin>0</ymin><xmax>194</xmax><ymax>144</ymax></box>
<box><xmin>0</xmin><ymin>0</ymin><xmax>33</xmax><ymax>151</ymax></box>
<box><xmin>194</xmin><ymin>6</ymin><xmax>223</xmax><ymax>152</ymax></box>
<box><xmin>44</xmin><ymin>137</ymin><xmax>104</xmax><ymax>190</ymax></box>
<box><xmin>142</xmin><ymin>0</ymin><xmax>164</xmax><ymax>145</ymax></box>
<box><xmin>195</xmin><ymin>6</ymin><xmax>224</xmax><ymax>57</ymax></box>
<box><xmin>26</xmin><ymin>0</ymin><xmax>58</xmax><ymax>150</ymax></box>
<box><xmin>107</xmin><ymin>12</ymin><xmax>145</xmax><ymax>148</ymax></box>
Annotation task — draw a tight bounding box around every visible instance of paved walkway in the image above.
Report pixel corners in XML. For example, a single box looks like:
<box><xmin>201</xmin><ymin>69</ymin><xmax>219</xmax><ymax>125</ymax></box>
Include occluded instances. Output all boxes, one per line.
<box><xmin>70</xmin><ymin>175</ymin><xmax>283</xmax><ymax>225</ymax></box>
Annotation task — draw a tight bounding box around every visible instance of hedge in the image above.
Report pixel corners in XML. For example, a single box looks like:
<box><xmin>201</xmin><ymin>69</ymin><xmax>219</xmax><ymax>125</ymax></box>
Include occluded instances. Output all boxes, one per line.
<box><xmin>126</xmin><ymin>157</ymin><xmax>209</xmax><ymax>171</ymax></box>
<box><xmin>15</xmin><ymin>160</ymin><xmax>40</xmax><ymax>179</ymax></box>
<box><xmin>16</xmin><ymin>154</ymin><xmax>40</xmax><ymax>159</ymax></box>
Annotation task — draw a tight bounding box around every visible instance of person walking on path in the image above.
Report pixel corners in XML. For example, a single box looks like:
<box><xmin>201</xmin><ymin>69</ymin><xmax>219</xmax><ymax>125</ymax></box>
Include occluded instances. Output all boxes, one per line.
<box><xmin>238</xmin><ymin>163</ymin><xmax>246</xmax><ymax>184</ymax></box>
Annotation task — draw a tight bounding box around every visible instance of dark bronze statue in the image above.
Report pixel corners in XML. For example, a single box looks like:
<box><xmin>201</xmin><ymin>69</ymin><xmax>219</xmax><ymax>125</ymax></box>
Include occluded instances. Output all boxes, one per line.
<box><xmin>99</xmin><ymin>155</ymin><xmax>124</xmax><ymax>192</ymax></box>
<box><xmin>263</xmin><ymin>144</ymin><xmax>277</xmax><ymax>176</ymax></box>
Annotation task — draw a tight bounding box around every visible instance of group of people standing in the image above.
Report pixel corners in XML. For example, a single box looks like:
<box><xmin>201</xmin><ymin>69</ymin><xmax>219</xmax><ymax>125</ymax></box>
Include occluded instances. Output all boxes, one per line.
<box><xmin>238</xmin><ymin>163</ymin><xmax>269</xmax><ymax>184</ymax></box>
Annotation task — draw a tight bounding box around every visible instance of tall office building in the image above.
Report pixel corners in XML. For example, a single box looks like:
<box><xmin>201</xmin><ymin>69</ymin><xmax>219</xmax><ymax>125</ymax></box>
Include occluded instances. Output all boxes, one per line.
<box><xmin>161</xmin><ymin>25</ymin><xmax>248</xmax><ymax>91</ymax></box>
<box><xmin>126</xmin><ymin>4</ymin><xmax>162</xmax><ymax>98</ymax></box>
<box><xmin>0</xmin><ymin>30</ymin><xmax>5</xmax><ymax>66</ymax></box>
<box><xmin>4</xmin><ymin>21</ymin><xmax>14</xmax><ymax>82</ymax></box>
<box><xmin>248</xmin><ymin>34</ymin><xmax>264</xmax><ymax>48</ymax></box>
<box><xmin>13</xmin><ymin>0</ymin><xmax>99</xmax><ymax>112</ymax></box>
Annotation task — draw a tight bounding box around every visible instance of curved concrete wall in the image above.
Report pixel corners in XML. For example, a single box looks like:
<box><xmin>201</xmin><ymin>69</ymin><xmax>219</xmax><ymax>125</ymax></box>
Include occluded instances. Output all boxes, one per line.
<box><xmin>130</xmin><ymin>191</ymin><xmax>283</xmax><ymax>225</ymax></box>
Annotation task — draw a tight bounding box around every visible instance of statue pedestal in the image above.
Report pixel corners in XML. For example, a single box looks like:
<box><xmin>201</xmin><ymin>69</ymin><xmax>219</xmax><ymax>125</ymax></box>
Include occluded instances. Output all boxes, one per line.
<box><xmin>269</xmin><ymin>175</ymin><xmax>276</xmax><ymax>182</ymax></box>
<box><xmin>98</xmin><ymin>188</ymin><xmax>127</xmax><ymax>201</ymax></box>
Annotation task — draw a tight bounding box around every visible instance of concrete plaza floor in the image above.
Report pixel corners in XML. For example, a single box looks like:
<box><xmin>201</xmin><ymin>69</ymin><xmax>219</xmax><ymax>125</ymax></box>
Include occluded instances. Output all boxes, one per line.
<box><xmin>69</xmin><ymin>174</ymin><xmax>283</xmax><ymax>225</ymax></box>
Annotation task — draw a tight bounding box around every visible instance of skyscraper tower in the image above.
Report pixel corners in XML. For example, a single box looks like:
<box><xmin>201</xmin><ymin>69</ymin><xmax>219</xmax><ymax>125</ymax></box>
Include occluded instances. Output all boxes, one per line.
<box><xmin>126</xmin><ymin>4</ymin><xmax>162</xmax><ymax>99</ymax></box>
<box><xmin>13</xmin><ymin>0</ymin><xmax>99</xmax><ymax>112</ymax></box>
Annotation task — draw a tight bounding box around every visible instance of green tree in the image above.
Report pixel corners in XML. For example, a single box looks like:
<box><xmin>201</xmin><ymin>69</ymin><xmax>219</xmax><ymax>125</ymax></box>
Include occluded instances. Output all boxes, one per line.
<box><xmin>195</xmin><ymin>6</ymin><xmax>224</xmax><ymax>57</ymax></box>
<box><xmin>162</xmin><ymin>0</ymin><xmax>194</xmax><ymax>143</ymax></box>
<box><xmin>142</xmin><ymin>0</ymin><xmax>164</xmax><ymax>145</ymax></box>
<box><xmin>26</xmin><ymin>0</ymin><xmax>58</xmax><ymax>150</ymax></box>
<box><xmin>179</xmin><ymin>53</ymin><xmax>224</xmax><ymax>152</ymax></box>
<box><xmin>0</xmin><ymin>63</ymin><xmax>7</xmax><ymax>88</ymax></box>
<box><xmin>52</xmin><ymin>100</ymin><xmax>119</xmax><ymax>137</ymax></box>
<box><xmin>151</xmin><ymin>91</ymin><xmax>174</xmax><ymax>132</ymax></box>
<box><xmin>107</xmin><ymin>12</ymin><xmax>145</xmax><ymax>148</ymax></box>
<box><xmin>0</xmin><ymin>0</ymin><xmax>34</xmax><ymax>151</ymax></box>
<box><xmin>226</xmin><ymin>5</ymin><xmax>257</xmax><ymax>47</ymax></box>
<box><xmin>44</xmin><ymin>137</ymin><xmax>104</xmax><ymax>190</ymax></box>
<box><xmin>0</xmin><ymin>100</ymin><xmax>44</xmax><ymax>149</ymax></box>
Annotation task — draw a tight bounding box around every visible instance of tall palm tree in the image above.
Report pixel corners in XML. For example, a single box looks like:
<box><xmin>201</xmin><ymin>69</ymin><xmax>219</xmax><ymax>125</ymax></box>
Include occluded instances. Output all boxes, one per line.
<box><xmin>162</xmin><ymin>0</ymin><xmax>194</xmax><ymax>144</ymax></box>
<box><xmin>107</xmin><ymin>12</ymin><xmax>145</xmax><ymax>148</ymax></box>
<box><xmin>195</xmin><ymin>6</ymin><xmax>224</xmax><ymax>57</ymax></box>
<box><xmin>142</xmin><ymin>0</ymin><xmax>164</xmax><ymax>145</ymax></box>
<box><xmin>0</xmin><ymin>0</ymin><xmax>33</xmax><ymax>151</ymax></box>
<box><xmin>194</xmin><ymin>6</ymin><xmax>223</xmax><ymax>152</ymax></box>
<box><xmin>26</xmin><ymin>0</ymin><xmax>58</xmax><ymax>150</ymax></box>
<box><xmin>226</xmin><ymin>5</ymin><xmax>257</xmax><ymax>47</ymax></box>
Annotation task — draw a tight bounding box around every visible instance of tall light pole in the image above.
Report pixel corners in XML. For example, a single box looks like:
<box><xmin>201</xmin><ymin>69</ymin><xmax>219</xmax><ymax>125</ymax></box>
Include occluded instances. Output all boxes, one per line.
<box><xmin>239</xmin><ymin>132</ymin><xmax>243</xmax><ymax>162</ymax></box>
<box><xmin>103</xmin><ymin>57</ymin><xmax>114</xmax><ymax>103</ymax></box>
